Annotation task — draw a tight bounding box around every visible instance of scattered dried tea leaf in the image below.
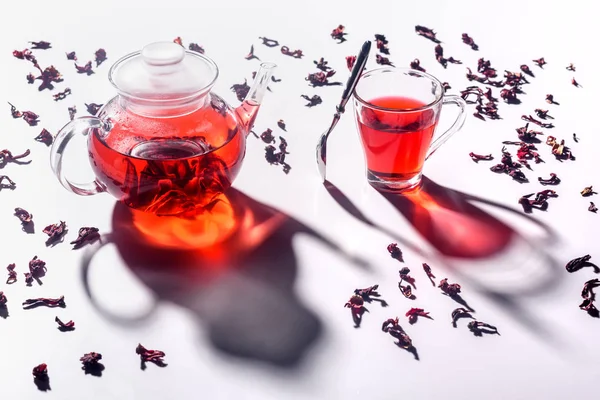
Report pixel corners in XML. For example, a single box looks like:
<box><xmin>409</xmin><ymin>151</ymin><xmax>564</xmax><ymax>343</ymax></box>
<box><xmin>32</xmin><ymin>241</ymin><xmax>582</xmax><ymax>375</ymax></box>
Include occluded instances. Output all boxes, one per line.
<box><xmin>22</xmin><ymin>296</ymin><xmax>65</xmax><ymax>309</ymax></box>
<box><xmin>95</xmin><ymin>49</ymin><xmax>107</xmax><ymax>67</ymax></box>
<box><xmin>55</xmin><ymin>316</ymin><xmax>75</xmax><ymax>331</ymax></box>
<box><xmin>70</xmin><ymin>227</ymin><xmax>100</xmax><ymax>249</ymax></box>
<box><xmin>300</xmin><ymin>94</ymin><xmax>322</xmax><ymax>107</ymax></box>
<box><xmin>35</xmin><ymin>128</ymin><xmax>53</xmax><ymax>146</ymax></box>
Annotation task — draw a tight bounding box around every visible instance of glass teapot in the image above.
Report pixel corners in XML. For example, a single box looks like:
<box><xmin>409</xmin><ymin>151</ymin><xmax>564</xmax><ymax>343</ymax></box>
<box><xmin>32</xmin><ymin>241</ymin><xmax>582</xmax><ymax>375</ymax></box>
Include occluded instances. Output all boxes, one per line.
<box><xmin>50</xmin><ymin>42</ymin><xmax>276</xmax><ymax>216</ymax></box>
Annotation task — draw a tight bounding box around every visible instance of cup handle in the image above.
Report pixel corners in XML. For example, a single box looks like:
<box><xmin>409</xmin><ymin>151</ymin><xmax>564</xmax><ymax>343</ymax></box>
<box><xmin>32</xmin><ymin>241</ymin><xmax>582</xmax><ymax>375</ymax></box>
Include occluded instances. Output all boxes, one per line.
<box><xmin>425</xmin><ymin>95</ymin><xmax>467</xmax><ymax>160</ymax></box>
<box><xmin>50</xmin><ymin>117</ymin><xmax>108</xmax><ymax>196</ymax></box>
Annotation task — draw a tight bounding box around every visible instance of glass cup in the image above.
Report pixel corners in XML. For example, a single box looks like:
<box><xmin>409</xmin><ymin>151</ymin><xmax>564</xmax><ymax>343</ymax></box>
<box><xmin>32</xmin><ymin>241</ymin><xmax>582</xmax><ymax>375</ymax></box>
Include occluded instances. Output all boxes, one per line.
<box><xmin>353</xmin><ymin>67</ymin><xmax>467</xmax><ymax>191</ymax></box>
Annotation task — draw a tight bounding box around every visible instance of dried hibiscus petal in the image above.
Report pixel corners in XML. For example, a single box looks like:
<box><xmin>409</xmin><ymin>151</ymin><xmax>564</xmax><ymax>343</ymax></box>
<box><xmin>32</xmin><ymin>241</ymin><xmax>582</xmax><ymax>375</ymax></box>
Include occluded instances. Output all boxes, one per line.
<box><xmin>260</xmin><ymin>128</ymin><xmax>275</xmax><ymax>143</ymax></box>
<box><xmin>330</xmin><ymin>24</ymin><xmax>347</xmax><ymax>43</ymax></box>
<box><xmin>14</xmin><ymin>207</ymin><xmax>33</xmax><ymax>224</ymax></box>
<box><xmin>6</xmin><ymin>264</ymin><xmax>17</xmax><ymax>284</ymax></box>
<box><xmin>280</xmin><ymin>46</ymin><xmax>303</xmax><ymax>58</ymax></box>
<box><xmin>277</xmin><ymin>119</ymin><xmax>286</xmax><ymax>131</ymax></box>
<box><xmin>0</xmin><ymin>291</ymin><xmax>7</xmax><ymax>306</ymax></box>
<box><xmin>85</xmin><ymin>103</ymin><xmax>103</xmax><ymax>116</ymax></box>
<box><xmin>415</xmin><ymin>25</ymin><xmax>440</xmax><ymax>43</ymax></box>
<box><xmin>533</xmin><ymin>57</ymin><xmax>546</xmax><ymax>68</ymax></box>
<box><xmin>22</xmin><ymin>296</ymin><xmax>65</xmax><ymax>309</ymax></box>
<box><xmin>382</xmin><ymin>317</ymin><xmax>414</xmax><ymax>349</ymax></box>
<box><xmin>301</xmin><ymin>94</ymin><xmax>322</xmax><ymax>107</ymax></box>
<box><xmin>377</xmin><ymin>54</ymin><xmax>394</xmax><ymax>66</ymax></box>
<box><xmin>43</xmin><ymin>221</ymin><xmax>67</xmax><ymax>245</ymax></box>
<box><xmin>231</xmin><ymin>79</ymin><xmax>250</xmax><ymax>102</ymax></box>
<box><xmin>188</xmin><ymin>43</ymin><xmax>205</xmax><ymax>53</ymax></box>
<box><xmin>409</xmin><ymin>58</ymin><xmax>424</xmax><ymax>72</ymax></box>
<box><xmin>0</xmin><ymin>149</ymin><xmax>30</xmax><ymax>166</ymax></box>
<box><xmin>451</xmin><ymin>307</ymin><xmax>474</xmax><ymax>327</ymax></box>
<box><xmin>75</xmin><ymin>61</ymin><xmax>94</xmax><ymax>75</ymax></box>
<box><xmin>68</xmin><ymin>106</ymin><xmax>77</xmax><ymax>121</ymax></box>
<box><xmin>461</xmin><ymin>33</ymin><xmax>478</xmax><ymax>50</ymax></box>
<box><xmin>566</xmin><ymin>255</ymin><xmax>599</xmax><ymax>273</ymax></box>
<box><xmin>244</xmin><ymin>45</ymin><xmax>259</xmax><ymax>61</ymax></box>
<box><xmin>80</xmin><ymin>352</ymin><xmax>104</xmax><ymax>375</ymax></box>
<box><xmin>35</xmin><ymin>128</ymin><xmax>53</xmax><ymax>146</ymax></box>
<box><xmin>346</xmin><ymin>55</ymin><xmax>357</xmax><ymax>71</ymax></box>
<box><xmin>22</xmin><ymin>111</ymin><xmax>40</xmax><ymax>126</ymax></box>
<box><xmin>66</xmin><ymin>51</ymin><xmax>77</xmax><ymax>60</ymax></box>
<box><xmin>55</xmin><ymin>316</ymin><xmax>75</xmax><ymax>331</ymax></box>
<box><xmin>95</xmin><ymin>49</ymin><xmax>107</xmax><ymax>67</ymax></box>
<box><xmin>422</xmin><ymin>263</ymin><xmax>436</xmax><ymax>286</ymax></box>
<box><xmin>70</xmin><ymin>227</ymin><xmax>100</xmax><ymax>249</ymax></box>
<box><xmin>136</xmin><ymin>344</ymin><xmax>167</xmax><ymax>369</ymax></box>
<box><xmin>0</xmin><ymin>175</ymin><xmax>16</xmax><ymax>189</ymax></box>
<box><xmin>53</xmin><ymin>88</ymin><xmax>71</xmax><ymax>101</ymax></box>
<box><xmin>8</xmin><ymin>102</ymin><xmax>22</xmax><ymax>118</ymax></box>
<box><xmin>438</xmin><ymin>278</ymin><xmax>461</xmax><ymax>296</ymax></box>
<box><xmin>30</xmin><ymin>41</ymin><xmax>51</xmax><ymax>49</ymax></box>
<box><xmin>258</xmin><ymin>37</ymin><xmax>279</xmax><ymax>47</ymax></box>
<box><xmin>405</xmin><ymin>307</ymin><xmax>432</xmax><ymax>324</ymax></box>
<box><xmin>468</xmin><ymin>320</ymin><xmax>500</xmax><ymax>336</ymax></box>
<box><xmin>387</xmin><ymin>243</ymin><xmax>403</xmax><ymax>261</ymax></box>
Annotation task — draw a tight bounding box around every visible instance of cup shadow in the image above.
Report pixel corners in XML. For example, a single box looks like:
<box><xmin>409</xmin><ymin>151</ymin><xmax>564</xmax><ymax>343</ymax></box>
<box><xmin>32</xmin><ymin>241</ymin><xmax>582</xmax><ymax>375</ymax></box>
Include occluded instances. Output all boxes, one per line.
<box><xmin>81</xmin><ymin>188</ymin><xmax>368</xmax><ymax>368</ymax></box>
<box><xmin>324</xmin><ymin>177</ymin><xmax>564</xmax><ymax>344</ymax></box>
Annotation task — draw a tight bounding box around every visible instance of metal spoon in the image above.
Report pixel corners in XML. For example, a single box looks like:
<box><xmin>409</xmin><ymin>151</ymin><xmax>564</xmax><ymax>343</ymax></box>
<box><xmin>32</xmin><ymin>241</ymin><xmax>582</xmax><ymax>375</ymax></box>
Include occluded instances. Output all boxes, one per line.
<box><xmin>316</xmin><ymin>40</ymin><xmax>371</xmax><ymax>182</ymax></box>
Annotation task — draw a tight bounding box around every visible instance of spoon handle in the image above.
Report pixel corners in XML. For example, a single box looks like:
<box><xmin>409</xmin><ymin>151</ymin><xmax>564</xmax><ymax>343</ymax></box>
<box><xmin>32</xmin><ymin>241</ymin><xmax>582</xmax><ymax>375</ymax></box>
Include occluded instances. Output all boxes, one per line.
<box><xmin>337</xmin><ymin>41</ymin><xmax>372</xmax><ymax>113</ymax></box>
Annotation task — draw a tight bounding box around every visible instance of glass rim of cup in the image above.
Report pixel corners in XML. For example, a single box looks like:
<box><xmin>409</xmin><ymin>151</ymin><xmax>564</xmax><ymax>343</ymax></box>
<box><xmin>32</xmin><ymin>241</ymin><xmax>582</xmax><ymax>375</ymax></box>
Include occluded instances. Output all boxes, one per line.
<box><xmin>353</xmin><ymin>67</ymin><xmax>444</xmax><ymax>113</ymax></box>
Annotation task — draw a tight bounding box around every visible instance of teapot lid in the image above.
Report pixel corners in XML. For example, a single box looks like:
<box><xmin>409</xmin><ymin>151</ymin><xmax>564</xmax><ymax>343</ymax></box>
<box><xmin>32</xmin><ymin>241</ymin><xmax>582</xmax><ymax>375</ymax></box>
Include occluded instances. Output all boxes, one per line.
<box><xmin>109</xmin><ymin>42</ymin><xmax>219</xmax><ymax>101</ymax></box>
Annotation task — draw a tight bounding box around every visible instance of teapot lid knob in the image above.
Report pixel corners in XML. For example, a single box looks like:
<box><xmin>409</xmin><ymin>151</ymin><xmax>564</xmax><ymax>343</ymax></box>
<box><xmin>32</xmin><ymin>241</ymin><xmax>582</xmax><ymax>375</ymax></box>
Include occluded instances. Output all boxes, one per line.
<box><xmin>141</xmin><ymin>42</ymin><xmax>185</xmax><ymax>66</ymax></box>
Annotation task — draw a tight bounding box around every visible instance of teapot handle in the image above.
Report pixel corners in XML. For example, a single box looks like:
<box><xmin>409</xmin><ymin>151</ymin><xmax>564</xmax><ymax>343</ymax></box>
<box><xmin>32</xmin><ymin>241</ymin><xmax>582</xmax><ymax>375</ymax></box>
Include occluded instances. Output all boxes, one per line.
<box><xmin>50</xmin><ymin>117</ymin><xmax>108</xmax><ymax>196</ymax></box>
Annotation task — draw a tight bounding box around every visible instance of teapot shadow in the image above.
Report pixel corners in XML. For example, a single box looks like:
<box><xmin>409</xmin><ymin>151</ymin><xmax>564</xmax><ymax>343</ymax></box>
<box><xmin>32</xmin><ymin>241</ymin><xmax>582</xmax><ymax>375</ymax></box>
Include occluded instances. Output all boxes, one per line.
<box><xmin>82</xmin><ymin>188</ymin><xmax>367</xmax><ymax>368</ymax></box>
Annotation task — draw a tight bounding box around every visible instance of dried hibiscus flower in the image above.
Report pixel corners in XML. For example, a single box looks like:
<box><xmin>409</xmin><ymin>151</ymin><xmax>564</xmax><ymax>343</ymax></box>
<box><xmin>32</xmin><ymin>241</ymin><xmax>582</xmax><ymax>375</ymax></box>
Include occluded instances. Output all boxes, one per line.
<box><xmin>75</xmin><ymin>61</ymin><xmax>94</xmax><ymax>75</ymax></box>
<box><xmin>451</xmin><ymin>307</ymin><xmax>474</xmax><ymax>327</ymax></box>
<box><xmin>405</xmin><ymin>307</ymin><xmax>432</xmax><ymax>324</ymax></box>
<box><xmin>80</xmin><ymin>352</ymin><xmax>104</xmax><ymax>375</ymax></box>
<box><xmin>35</xmin><ymin>129</ymin><xmax>53</xmax><ymax>146</ymax></box>
<box><xmin>330</xmin><ymin>24</ymin><xmax>347</xmax><ymax>43</ymax></box>
<box><xmin>415</xmin><ymin>25</ymin><xmax>440</xmax><ymax>43</ymax></box>
<box><xmin>467</xmin><ymin>320</ymin><xmax>500</xmax><ymax>336</ymax></box>
<box><xmin>566</xmin><ymin>255</ymin><xmax>599</xmax><ymax>273</ymax></box>
<box><xmin>301</xmin><ymin>94</ymin><xmax>322</xmax><ymax>107</ymax></box>
<box><xmin>344</xmin><ymin>294</ymin><xmax>367</xmax><ymax>326</ymax></box>
<box><xmin>305</xmin><ymin>70</ymin><xmax>340</xmax><ymax>87</ymax></box>
<box><xmin>231</xmin><ymin>79</ymin><xmax>250</xmax><ymax>102</ymax></box>
<box><xmin>0</xmin><ymin>149</ymin><xmax>30</xmax><ymax>167</ymax></box>
<box><xmin>95</xmin><ymin>49</ymin><xmax>107</xmax><ymax>67</ymax></box>
<box><xmin>346</xmin><ymin>55</ymin><xmax>357</xmax><ymax>71</ymax></box>
<box><xmin>382</xmin><ymin>317</ymin><xmax>414</xmax><ymax>349</ymax></box>
<box><xmin>136</xmin><ymin>344</ymin><xmax>167</xmax><ymax>369</ymax></box>
<box><xmin>70</xmin><ymin>227</ymin><xmax>100</xmax><ymax>249</ymax></box>
<box><xmin>85</xmin><ymin>103</ymin><xmax>103</xmax><ymax>116</ymax></box>
<box><xmin>0</xmin><ymin>175</ymin><xmax>16</xmax><ymax>189</ymax></box>
<box><xmin>14</xmin><ymin>207</ymin><xmax>33</xmax><ymax>224</ymax></box>
<box><xmin>387</xmin><ymin>243</ymin><xmax>403</xmax><ymax>261</ymax></box>
<box><xmin>438</xmin><ymin>278</ymin><xmax>461</xmax><ymax>296</ymax></box>
<box><xmin>30</xmin><ymin>41</ymin><xmax>51</xmax><ymax>49</ymax></box>
<box><xmin>22</xmin><ymin>296</ymin><xmax>65</xmax><ymax>309</ymax></box>
<box><xmin>6</xmin><ymin>264</ymin><xmax>17</xmax><ymax>284</ymax></box>
<box><xmin>55</xmin><ymin>316</ymin><xmax>75</xmax><ymax>331</ymax></box>
<box><xmin>43</xmin><ymin>221</ymin><xmax>67</xmax><ymax>246</ymax></box>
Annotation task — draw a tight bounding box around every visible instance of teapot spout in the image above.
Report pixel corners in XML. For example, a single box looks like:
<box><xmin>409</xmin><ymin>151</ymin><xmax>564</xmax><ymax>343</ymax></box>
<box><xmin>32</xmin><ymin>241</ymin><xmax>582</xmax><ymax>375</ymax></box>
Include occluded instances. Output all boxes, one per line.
<box><xmin>236</xmin><ymin>62</ymin><xmax>276</xmax><ymax>133</ymax></box>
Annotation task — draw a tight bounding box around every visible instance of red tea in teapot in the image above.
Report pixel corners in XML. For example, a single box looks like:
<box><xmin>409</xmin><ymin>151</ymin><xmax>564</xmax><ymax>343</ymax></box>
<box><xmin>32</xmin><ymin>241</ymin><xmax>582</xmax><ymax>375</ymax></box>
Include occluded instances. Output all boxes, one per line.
<box><xmin>50</xmin><ymin>42</ymin><xmax>275</xmax><ymax>212</ymax></box>
<box><xmin>89</xmin><ymin>96</ymin><xmax>247</xmax><ymax>216</ymax></box>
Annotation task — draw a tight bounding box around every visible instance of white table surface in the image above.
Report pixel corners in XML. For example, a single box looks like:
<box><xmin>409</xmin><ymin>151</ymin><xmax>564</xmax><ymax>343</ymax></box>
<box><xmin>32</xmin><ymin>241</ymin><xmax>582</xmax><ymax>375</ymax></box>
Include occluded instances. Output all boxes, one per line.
<box><xmin>1</xmin><ymin>0</ymin><xmax>599</xmax><ymax>399</ymax></box>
